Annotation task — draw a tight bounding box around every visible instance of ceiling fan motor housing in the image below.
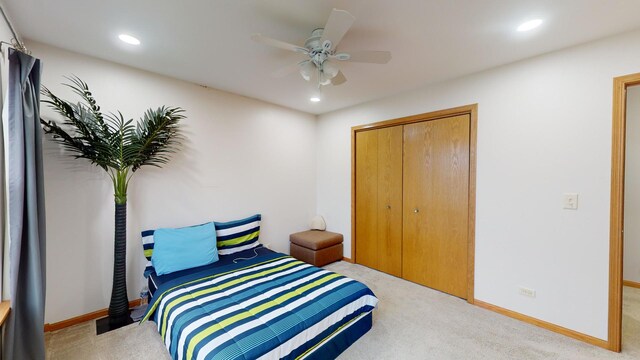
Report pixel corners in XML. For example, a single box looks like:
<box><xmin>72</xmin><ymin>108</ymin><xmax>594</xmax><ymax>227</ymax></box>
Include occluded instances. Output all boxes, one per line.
<box><xmin>305</xmin><ymin>28</ymin><xmax>325</xmax><ymax>49</ymax></box>
<box><xmin>305</xmin><ymin>28</ymin><xmax>332</xmax><ymax>67</ymax></box>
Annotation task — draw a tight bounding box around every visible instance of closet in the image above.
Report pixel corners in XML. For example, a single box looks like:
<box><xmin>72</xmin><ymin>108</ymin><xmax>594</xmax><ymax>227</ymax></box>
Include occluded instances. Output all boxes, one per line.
<box><xmin>353</xmin><ymin>107</ymin><xmax>476</xmax><ymax>300</ymax></box>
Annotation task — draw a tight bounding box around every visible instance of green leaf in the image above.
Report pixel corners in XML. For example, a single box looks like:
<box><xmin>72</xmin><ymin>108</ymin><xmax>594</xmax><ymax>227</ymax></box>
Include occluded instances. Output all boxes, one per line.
<box><xmin>40</xmin><ymin>77</ymin><xmax>186</xmax><ymax>194</ymax></box>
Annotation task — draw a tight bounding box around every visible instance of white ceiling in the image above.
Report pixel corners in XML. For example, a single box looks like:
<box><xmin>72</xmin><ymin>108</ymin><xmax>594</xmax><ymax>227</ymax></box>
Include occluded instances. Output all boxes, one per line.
<box><xmin>5</xmin><ymin>0</ymin><xmax>640</xmax><ymax>114</ymax></box>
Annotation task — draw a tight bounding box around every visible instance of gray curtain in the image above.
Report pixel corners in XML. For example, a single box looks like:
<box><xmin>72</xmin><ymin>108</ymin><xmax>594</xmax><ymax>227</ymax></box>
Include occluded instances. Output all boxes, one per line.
<box><xmin>3</xmin><ymin>48</ymin><xmax>45</xmax><ymax>360</ymax></box>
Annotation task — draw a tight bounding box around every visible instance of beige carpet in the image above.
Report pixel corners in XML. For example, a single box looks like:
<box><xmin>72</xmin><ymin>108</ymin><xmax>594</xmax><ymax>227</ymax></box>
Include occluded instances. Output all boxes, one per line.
<box><xmin>46</xmin><ymin>262</ymin><xmax>640</xmax><ymax>359</ymax></box>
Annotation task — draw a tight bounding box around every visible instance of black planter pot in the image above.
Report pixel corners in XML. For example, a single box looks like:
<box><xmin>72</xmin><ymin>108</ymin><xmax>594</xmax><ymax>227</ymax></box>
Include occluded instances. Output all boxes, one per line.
<box><xmin>96</xmin><ymin>202</ymin><xmax>132</xmax><ymax>334</ymax></box>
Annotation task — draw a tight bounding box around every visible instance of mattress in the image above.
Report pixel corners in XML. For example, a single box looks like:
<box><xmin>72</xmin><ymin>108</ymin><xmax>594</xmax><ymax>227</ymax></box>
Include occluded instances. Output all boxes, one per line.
<box><xmin>142</xmin><ymin>248</ymin><xmax>378</xmax><ymax>360</ymax></box>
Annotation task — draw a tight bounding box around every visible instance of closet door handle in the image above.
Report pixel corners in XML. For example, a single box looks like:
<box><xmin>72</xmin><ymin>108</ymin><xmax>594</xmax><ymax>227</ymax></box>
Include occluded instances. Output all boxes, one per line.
<box><xmin>413</xmin><ymin>208</ymin><xmax>419</xmax><ymax>213</ymax></box>
<box><xmin>386</xmin><ymin>205</ymin><xmax>391</xmax><ymax>209</ymax></box>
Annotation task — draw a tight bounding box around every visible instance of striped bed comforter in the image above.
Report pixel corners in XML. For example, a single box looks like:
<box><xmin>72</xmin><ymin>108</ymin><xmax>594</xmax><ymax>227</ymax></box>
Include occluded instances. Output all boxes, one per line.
<box><xmin>142</xmin><ymin>252</ymin><xmax>378</xmax><ymax>360</ymax></box>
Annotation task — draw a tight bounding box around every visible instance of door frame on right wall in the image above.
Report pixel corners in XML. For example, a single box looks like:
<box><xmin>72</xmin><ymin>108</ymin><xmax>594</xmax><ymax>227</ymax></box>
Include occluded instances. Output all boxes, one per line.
<box><xmin>609</xmin><ymin>72</ymin><xmax>640</xmax><ymax>352</ymax></box>
<box><xmin>350</xmin><ymin>104</ymin><xmax>478</xmax><ymax>304</ymax></box>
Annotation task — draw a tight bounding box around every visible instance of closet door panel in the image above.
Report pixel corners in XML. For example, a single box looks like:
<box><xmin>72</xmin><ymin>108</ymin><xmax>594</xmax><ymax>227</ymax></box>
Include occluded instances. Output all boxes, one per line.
<box><xmin>376</xmin><ymin>126</ymin><xmax>403</xmax><ymax>276</ymax></box>
<box><xmin>402</xmin><ymin>115</ymin><xmax>470</xmax><ymax>298</ymax></box>
<box><xmin>355</xmin><ymin>126</ymin><xmax>403</xmax><ymax>275</ymax></box>
<box><xmin>355</xmin><ymin>130</ymin><xmax>379</xmax><ymax>269</ymax></box>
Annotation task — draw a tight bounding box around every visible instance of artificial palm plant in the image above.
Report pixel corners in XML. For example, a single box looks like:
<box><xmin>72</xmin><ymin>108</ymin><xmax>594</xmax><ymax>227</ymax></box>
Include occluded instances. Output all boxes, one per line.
<box><xmin>40</xmin><ymin>76</ymin><xmax>185</xmax><ymax>330</ymax></box>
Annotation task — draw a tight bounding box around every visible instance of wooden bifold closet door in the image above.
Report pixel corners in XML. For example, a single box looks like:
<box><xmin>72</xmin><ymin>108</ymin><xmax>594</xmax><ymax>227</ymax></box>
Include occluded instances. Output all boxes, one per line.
<box><xmin>355</xmin><ymin>126</ymin><xmax>403</xmax><ymax>277</ymax></box>
<box><xmin>354</xmin><ymin>112</ymin><xmax>472</xmax><ymax>300</ymax></box>
<box><xmin>402</xmin><ymin>115</ymin><xmax>470</xmax><ymax>299</ymax></box>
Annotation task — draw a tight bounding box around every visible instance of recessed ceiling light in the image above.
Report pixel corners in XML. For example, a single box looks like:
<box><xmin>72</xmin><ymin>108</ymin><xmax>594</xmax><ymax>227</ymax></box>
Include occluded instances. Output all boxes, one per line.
<box><xmin>310</xmin><ymin>96</ymin><xmax>321</xmax><ymax>102</ymax></box>
<box><xmin>118</xmin><ymin>34</ymin><xmax>141</xmax><ymax>45</ymax></box>
<box><xmin>517</xmin><ymin>19</ymin><xmax>543</xmax><ymax>32</ymax></box>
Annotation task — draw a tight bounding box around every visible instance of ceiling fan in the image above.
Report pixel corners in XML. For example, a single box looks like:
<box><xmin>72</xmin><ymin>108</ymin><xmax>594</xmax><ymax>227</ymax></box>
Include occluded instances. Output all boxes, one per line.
<box><xmin>251</xmin><ymin>8</ymin><xmax>392</xmax><ymax>89</ymax></box>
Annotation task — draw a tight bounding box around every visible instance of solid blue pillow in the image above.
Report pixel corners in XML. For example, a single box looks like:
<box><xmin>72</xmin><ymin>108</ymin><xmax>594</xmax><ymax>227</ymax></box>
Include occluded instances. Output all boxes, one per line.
<box><xmin>151</xmin><ymin>222</ymin><xmax>218</xmax><ymax>276</ymax></box>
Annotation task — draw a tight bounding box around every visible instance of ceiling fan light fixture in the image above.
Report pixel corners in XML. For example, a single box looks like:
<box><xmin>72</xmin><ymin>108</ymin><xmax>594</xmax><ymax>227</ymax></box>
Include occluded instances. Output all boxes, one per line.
<box><xmin>299</xmin><ymin>61</ymin><xmax>315</xmax><ymax>81</ymax></box>
<box><xmin>322</xmin><ymin>61</ymin><xmax>339</xmax><ymax>78</ymax></box>
<box><xmin>318</xmin><ymin>72</ymin><xmax>333</xmax><ymax>86</ymax></box>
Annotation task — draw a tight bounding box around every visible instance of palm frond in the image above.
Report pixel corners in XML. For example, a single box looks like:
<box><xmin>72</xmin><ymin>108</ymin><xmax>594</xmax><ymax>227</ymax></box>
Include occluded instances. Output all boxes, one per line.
<box><xmin>40</xmin><ymin>77</ymin><xmax>186</xmax><ymax>187</ymax></box>
<box><xmin>126</xmin><ymin>106</ymin><xmax>185</xmax><ymax>172</ymax></box>
<box><xmin>63</xmin><ymin>75</ymin><xmax>110</xmax><ymax>134</ymax></box>
<box><xmin>39</xmin><ymin>117</ymin><xmax>114</xmax><ymax>171</ymax></box>
<box><xmin>41</xmin><ymin>85</ymin><xmax>119</xmax><ymax>170</ymax></box>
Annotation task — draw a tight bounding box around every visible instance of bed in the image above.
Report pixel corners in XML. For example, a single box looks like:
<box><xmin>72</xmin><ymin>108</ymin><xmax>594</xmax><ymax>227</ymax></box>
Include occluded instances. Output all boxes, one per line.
<box><xmin>142</xmin><ymin>245</ymin><xmax>378</xmax><ymax>360</ymax></box>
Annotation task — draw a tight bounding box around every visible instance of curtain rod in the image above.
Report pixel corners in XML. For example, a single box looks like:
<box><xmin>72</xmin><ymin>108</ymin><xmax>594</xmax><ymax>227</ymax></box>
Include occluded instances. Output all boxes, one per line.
<box><xmin>0</xmin><ymin>3</ymin><xmax>28</xmax><ymax>54</ymax></box>
<box><xmin>0</xmin><ymin>40</ymin><xmax>30</xmax><ymax>55</ymax></box>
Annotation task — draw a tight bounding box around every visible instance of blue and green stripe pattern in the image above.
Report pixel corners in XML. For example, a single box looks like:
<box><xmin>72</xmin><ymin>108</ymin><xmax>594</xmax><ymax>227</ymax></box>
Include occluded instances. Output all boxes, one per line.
<box><xmin>214</xmin><ymin>214</ymin><xmax>261</xmax><ymax>255</ymax></box>
<box><xmin>142</xmin><ymin>251</ymin><xmax>378</xmax><ymax>360</ymax></box>
<box><xmin>142</xmin><ymin>229</ymin><xmax>155</xmax><ymax>277</ymax></box>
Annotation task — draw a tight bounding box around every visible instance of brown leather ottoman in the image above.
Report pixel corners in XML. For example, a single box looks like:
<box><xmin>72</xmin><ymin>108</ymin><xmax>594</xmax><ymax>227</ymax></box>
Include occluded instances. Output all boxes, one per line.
<box><xmin>290</xmin><ymin>230</ymin><xmax>343</xmax><ymax>267</ymax></box>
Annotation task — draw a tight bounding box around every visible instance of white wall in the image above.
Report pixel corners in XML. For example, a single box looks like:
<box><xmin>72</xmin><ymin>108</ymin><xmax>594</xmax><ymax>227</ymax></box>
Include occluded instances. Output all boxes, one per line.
<box><xmin>317</xmin><ymin>29</ymin><xmax>640</xmax><ymax>341</ymax></box>
<box><xmin>30</xmin><ymin>41</ymin><xmax>317</xmax><ymax>323</ymax></box>
<box><xmin>624</xmin><ymin>86</ymin><xmax>640</xmax><ymax>284</ymax></box>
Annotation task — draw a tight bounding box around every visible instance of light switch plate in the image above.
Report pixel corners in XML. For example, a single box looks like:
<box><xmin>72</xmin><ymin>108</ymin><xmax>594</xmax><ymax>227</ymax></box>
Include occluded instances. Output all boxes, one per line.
<box><xmin>563</xmin><ymin>193</ymin><xmax>579</xmax><ymax>210</ymax></box>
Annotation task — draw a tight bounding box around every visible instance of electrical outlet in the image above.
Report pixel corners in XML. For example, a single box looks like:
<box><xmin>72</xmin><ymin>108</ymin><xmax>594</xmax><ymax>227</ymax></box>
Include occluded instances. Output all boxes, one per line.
<box><xmin>519</xmin><ymin>286</ymin><xmax>536</xmax><ymax>298</ymax></box>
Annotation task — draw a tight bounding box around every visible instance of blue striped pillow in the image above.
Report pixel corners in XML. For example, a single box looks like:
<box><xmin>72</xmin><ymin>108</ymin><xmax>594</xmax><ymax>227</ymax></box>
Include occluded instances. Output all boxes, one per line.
<box><xmin>141</xmin><ymin>229</ymin><xmax>156</xmax><ymax>277</ymax></box>
<box><xmin>214</xmin><ymin>214</ymin><xmax>261</xmax><ymax>255</ymax></box>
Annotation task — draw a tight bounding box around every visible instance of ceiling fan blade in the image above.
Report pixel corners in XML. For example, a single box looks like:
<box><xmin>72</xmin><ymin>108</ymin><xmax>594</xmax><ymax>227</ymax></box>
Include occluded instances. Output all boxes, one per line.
<box><xmin>320</xmin><ymin>9</ymin><xmax>355</xmax><ymax>50</ymax></box>
<box><xmin>341</xmin><ymin>50</ymin><xmax>392</xmax><ymax>64</ymax></box>
<box><xmin>251</xmin><ymin>33</ymin><xmax>308</xmax><ymax>54</ymax></box>
<box><xmin>272</xmin><ymin>61</ymin><xmax>306</xmax><ymax>78</ymax></box>
<box><xmin>331</xmin><ymin>70</ymin><xmax>347</xmax><ymax>86</ymax></box>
